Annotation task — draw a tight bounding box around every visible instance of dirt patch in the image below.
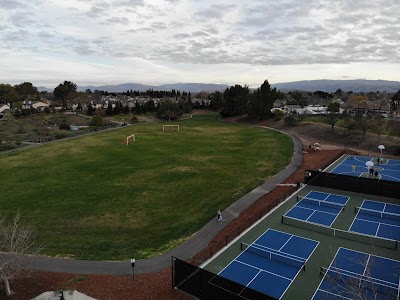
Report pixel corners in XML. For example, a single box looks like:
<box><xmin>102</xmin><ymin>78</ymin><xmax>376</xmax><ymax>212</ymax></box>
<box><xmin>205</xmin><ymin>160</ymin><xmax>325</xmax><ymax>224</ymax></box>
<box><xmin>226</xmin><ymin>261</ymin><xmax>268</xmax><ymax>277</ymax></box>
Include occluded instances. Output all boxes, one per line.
<box><xmin>259</xmin><ymin>119</ymin><xmax>400</xmax><ymax>157</ymax></box>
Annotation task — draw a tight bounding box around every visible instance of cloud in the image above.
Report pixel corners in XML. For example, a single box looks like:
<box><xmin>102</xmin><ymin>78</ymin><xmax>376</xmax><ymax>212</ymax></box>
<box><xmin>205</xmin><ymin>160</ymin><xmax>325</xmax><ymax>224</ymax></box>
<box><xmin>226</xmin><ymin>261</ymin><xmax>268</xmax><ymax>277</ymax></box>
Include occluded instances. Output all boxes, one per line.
<box><xmin>0</xmin><ymin>0</ymin><xmax>399</xmax><ymax>86</ymax></box>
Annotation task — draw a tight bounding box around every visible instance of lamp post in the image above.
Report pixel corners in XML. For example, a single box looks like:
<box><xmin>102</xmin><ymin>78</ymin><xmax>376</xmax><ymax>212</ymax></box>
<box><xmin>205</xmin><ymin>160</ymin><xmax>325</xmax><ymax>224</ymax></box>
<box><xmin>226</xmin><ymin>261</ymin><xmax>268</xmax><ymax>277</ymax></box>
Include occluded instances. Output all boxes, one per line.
<box><xmin>378</xmin><ymin>144</ymin><xmax>385</xmax><ymax>162</ymax></box>
<box><xmin>131</xmin><ymin>258</ymin><xmax>136</xmax><ymax>280</ymax></box>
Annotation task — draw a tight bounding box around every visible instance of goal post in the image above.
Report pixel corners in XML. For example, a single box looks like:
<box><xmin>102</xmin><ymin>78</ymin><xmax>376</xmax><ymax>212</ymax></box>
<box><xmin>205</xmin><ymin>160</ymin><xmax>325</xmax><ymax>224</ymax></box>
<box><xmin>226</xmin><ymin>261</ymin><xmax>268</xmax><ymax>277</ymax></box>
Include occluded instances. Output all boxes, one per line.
<box><xmin>124</xmin><ymin>134</ymin><xmax>135</xmax><ymax>145</ymax></box>
<box><xmin>163</xmin><ymin>125</ymin><xmax>179</xmax><ymax>131</ymax></box>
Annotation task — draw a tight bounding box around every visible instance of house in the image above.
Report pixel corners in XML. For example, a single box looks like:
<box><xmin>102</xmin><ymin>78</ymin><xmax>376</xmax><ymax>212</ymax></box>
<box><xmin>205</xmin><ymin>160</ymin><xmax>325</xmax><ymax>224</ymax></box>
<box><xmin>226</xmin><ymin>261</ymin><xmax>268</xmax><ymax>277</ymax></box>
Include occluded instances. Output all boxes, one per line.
<box><xmin>0</xmin><ymin>104</ymin><xmax>10</xmax><ymax>114</ymax></box>
<box><xmin>32</xmin><ymin>101</ymin><xmax>49</xmax><ymax>111</ymax></box>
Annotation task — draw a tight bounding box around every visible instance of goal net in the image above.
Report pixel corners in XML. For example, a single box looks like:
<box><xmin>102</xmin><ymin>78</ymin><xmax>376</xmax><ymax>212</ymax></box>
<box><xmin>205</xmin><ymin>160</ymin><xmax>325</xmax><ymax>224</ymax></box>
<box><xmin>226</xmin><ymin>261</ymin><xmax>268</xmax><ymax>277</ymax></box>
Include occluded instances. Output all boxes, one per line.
<box><xmin>163</xmin><ymin>125</ymin><xmax>180</xmax><ymax>131</ymax></box>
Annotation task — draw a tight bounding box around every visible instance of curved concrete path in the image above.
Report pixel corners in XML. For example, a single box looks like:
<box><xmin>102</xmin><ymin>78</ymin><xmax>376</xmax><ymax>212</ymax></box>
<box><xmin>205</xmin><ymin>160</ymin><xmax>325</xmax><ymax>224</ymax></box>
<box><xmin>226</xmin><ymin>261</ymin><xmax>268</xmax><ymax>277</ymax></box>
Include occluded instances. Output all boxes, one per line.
<box><xmin>16</xmin><ymin>126</ymin><xmax>303</xmax><ymax>275</ymax></box>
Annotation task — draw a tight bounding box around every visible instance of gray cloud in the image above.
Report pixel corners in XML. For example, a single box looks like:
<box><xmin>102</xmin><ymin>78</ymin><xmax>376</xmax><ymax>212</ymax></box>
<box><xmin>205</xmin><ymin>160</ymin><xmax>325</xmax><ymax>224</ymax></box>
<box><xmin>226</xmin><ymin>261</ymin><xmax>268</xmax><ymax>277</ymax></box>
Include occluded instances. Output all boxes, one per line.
<box><xmin>1</xmin><ymin>0</ymin><xmax>399</xmax><ymax>86</ymax></box>
<box><xmin>0</xmin><ymin>0</ymin><xmax>22</xmax><ymax>9</ymax></box>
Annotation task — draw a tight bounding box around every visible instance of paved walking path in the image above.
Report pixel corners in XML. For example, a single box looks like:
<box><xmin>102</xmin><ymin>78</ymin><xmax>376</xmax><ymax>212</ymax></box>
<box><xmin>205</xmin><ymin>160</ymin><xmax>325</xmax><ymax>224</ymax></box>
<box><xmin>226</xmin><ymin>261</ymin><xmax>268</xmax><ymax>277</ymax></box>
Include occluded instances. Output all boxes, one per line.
<box><xmin>17</xmin><ymin>126</ymin><xmax>303</xmax><ymax>275</ymax></box>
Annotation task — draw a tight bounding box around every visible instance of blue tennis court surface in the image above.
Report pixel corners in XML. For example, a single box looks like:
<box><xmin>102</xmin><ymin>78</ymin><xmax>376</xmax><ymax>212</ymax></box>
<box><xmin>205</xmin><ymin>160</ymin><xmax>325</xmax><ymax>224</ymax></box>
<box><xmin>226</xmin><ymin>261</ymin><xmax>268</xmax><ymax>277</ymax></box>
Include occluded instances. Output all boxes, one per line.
<box><xmin>330</xmin><ymin>155</ymin><xmax>400</xmax><ymax>182</ymax></box>
<box><xmin>217</xmin><ymin>229</ymin><xmax>319</xmax><ymax>299</ymax></box>
<box><xmin>349</xmin><ymin>199</ymin><xmax>400</xmax><ymax>241</ymax></box>
<box><xmin>313</xmin><ymin>247</ymin><xmax>400</xmax><ymax>300</ymax></box>
<box><xmin>284</xmin><ymin>191</ymin><xmax>349</xmax><ymax>226</ymax></box>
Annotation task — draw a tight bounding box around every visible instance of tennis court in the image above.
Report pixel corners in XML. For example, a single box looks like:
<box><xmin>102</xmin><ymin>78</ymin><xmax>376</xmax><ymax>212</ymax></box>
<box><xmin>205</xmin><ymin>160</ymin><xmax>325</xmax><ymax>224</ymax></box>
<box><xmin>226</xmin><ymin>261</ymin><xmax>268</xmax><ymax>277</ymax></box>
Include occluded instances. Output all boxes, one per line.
<box><xmin>284</xmin><ymin>191</ymin><xmax>349</xmax><ymax>226</ymax></box>
<box><xmin>349</xmin><ymin>199</ymin><xmax>400</xmax><ymax>241</ymax></box>
<box><xmin>330</xmin><ymin>155</ymin><xmax>400</xmax><ymax>182</ymax></box>
<box><xmin>216</xmin><ymin>229</ymin><xmax>319</xmax><ymax>299</ymax></box>
<box><xmin>312</xmin><ymin>247</ymin><xmax>400</xmax><ymax>300</ymax></box>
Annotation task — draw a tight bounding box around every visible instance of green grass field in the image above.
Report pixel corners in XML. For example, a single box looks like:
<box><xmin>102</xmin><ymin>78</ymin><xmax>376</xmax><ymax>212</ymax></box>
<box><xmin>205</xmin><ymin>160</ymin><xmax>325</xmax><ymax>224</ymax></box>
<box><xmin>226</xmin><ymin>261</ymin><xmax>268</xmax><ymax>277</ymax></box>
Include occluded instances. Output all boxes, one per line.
<box><xmin>0</xmin><ymin>113</ymin><xmax>293</xmax><ymax>260</ymax></box>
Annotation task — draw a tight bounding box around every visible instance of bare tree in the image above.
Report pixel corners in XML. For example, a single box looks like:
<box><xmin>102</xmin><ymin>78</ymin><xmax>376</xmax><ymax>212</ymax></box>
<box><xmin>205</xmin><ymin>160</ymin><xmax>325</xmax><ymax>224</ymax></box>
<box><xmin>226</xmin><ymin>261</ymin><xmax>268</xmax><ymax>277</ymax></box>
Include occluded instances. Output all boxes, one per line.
<box><xmin>0</xmin><ymin>211</ymin><xmax>42</xmax><ymax>297</ymax></box>
<box><xmin>321</xmin><ymin>248</ymin><xmax>397</xmax><ymax>300</ymax></box>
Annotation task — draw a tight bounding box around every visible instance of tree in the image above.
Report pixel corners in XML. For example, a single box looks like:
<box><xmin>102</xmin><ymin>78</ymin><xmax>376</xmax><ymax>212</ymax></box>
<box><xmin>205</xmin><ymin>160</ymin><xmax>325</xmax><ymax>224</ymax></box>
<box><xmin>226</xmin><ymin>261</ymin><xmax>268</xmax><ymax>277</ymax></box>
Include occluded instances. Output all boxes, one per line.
<box><xmin>53</xmin><ymin>81</ymin><xmax>77</xmax><ymax>108</ymax></box>
<box><xmin>14</xmin><ymin>82</ymin><xmax>39</xmax><ymax>101</ymax></box>
<box><xmin>347</xmin><ymin>95</ymin><xmax>369</xmax><ymax>110</ymax></box>
<box><xmin>391</xmin><ymin>89</ymin><xmax>400</xmax><ymax>111</ymax></box>
<box><xmin>247</xmin><ymin>80</ymin><xmax>278</xmax><ymax>120</ymax></box>
<box><xmin>342</xmin><ymin>114</ymin><xmax>356</xmax><ymax>134</ymax></box>
<box><xmin>0</xmin><ymin>211</ymin><xmax>42</xmax><ymax>297</ymax></box>
<box><xmin>0</xmin><ymin>84</ymin><xmax>18</xmax><ymax>104</ymax></box>
<box><xmin>157</xmin><ymin>99</ymin><xmax>180</xmax><ymax>120</ymax></box>
<box><xmin>327</xmin><ymin>102</ymin><xmax>340</xmax><ymax>113</ymax></box>
<box><xmin>325</xmin><ymin>114</ymin><xmax>340</xmax><ymax>132</ymax></box>
<box><xmin>220</xmin><ymin>85</ymin><xmax>250</xmax><ymax>117</ymax></box>
<box><xmin>355</xmin><ymin>115</ymin><xmax>373</xmax><ymax>138</ymax></box>
<box><xmin>90</xmin><ymin>115</ymin><xmax>103</xmax><ymax>127</ymax></box>
<box><xmin>87</xmin><ymin>103</ymin><xmax>95</xmax><ymax>116</ymax></box>
<box><xmin>209</xmin><ymin>91</ymin><xmax>223</xmax><ymax>110</ymax></box>
<box><xmin>372</xmin><ymin>118</ymin><xmax>386</xmax><ymax>141</ymax></box>
<box><xmin>106</xmin><ymin>102</ymin><xmax>114</xmax><ymax>115</ymax></box>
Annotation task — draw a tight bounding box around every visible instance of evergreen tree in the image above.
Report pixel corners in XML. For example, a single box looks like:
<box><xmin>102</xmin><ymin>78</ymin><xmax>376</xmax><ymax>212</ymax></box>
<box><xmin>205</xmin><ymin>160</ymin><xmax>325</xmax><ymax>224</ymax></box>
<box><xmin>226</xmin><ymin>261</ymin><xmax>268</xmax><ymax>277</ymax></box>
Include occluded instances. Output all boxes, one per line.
<box><xmin>247</xmin><ymin>80</ymin><xmax>277</xmax><ymax>120</ymax></box>
<box><xmin>87</xmin><ymin>103</ymin><xmax>95</xmax><ymax>116</ymax></box>
<box><xmin>106</xmin><ymin>102</ymin><xmax>113</xmax><ymax>115</ymax></box>
<box><xmin>220</xmin><ymin>85</ymin><xmax>250</xmax><ymax>117</ymax></box>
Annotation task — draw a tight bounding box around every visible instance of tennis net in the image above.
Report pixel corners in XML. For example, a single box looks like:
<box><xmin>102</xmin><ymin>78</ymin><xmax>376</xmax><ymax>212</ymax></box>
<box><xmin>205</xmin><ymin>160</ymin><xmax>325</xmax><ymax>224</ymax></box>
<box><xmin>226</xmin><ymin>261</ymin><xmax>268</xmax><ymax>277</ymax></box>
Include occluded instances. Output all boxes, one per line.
<box><xmin>355</xmin><ymin>207</ymin><xmax>400</xmax><ymax>221</ymax></box>
<box><xmin>240</xmin><ymin>242</ymin><xmax>306</xmax><ymax>270</ymax></box>
<box><xmin>320</xmin><ymin>266</ymin><xmax>398</xmax><ymax>298</ymax></box>
<box><xmin>297</xmin><ymin>196</ymin><xmax>344</xmax><ymax>211</ymax></box>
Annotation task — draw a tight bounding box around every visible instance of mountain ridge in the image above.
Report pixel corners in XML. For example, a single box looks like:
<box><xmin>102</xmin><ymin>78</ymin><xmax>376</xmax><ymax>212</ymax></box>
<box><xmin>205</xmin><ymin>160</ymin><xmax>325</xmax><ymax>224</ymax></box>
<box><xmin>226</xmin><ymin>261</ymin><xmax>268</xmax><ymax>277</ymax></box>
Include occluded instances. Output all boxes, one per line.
<box><xmin>37</xmin><ymin>79</ymin><xmax>400</xmax><ymax>93</ymax></box>
<box><xmin>271</xmin><ymin>79</ymin><xmax>400</xmax><ymax>93</ymax></box>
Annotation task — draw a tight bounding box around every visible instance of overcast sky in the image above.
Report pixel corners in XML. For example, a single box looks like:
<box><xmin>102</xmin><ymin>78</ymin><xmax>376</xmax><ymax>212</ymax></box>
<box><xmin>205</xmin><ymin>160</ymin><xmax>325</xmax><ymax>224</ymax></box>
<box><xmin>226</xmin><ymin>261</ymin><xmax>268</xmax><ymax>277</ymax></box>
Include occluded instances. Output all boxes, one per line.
<box><xmin>1</xmin><ymin>0</ymin><xmax>399</xmax><ymax>88</ymax></box>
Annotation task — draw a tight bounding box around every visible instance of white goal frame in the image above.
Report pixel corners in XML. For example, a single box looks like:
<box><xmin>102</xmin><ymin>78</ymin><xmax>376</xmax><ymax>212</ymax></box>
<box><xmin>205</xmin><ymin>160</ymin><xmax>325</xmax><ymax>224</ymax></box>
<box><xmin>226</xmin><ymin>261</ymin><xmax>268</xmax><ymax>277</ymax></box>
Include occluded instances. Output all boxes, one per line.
<box><xmin>125</xmin><ymin>134</ymin><xmax>135</xmax><ymax>145</ymax></box>
<box><xmin>163</xmin><ymin>125</ymin><xmax>180</xmax><ymax>131</ymax></box>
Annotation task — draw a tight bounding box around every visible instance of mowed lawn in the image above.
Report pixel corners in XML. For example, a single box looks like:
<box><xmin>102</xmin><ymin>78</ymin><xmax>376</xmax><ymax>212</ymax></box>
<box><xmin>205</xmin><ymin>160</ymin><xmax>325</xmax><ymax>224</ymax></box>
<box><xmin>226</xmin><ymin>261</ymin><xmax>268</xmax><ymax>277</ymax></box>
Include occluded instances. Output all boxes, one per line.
<box><xmin>0</xmin><ymin>114</ymin><xmax>293</xmax><ymax>260</ymax></box>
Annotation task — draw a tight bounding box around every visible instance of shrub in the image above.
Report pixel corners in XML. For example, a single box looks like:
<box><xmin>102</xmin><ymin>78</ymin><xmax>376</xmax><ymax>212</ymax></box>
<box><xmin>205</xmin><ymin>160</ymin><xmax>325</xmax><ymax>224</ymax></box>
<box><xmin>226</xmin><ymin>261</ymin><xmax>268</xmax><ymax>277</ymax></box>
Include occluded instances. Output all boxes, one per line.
<box><xmin>54</xmin><ymin>132</ymin><xmax>68</xmax><ymax>139</ymax></box>
<box><xmin>284</xmin><ymin>115</ymin><xmax>297</xmax><ymax>126</ymax></box>
<box><xmin>90</xmin><ymin>115</ymin><xmax>103</xmax><ymax>127</ymax></box>
<box><xmin>59</xmin><ymin>122</ymin><xmax>71</xmax><ymax>130</ymax></box>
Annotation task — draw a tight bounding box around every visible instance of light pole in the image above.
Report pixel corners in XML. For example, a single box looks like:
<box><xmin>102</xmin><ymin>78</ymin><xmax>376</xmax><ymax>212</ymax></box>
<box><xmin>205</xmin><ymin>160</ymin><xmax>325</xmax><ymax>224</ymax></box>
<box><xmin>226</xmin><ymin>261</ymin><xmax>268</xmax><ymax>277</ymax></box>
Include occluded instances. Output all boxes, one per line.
<box><xmin>131</xmin><ymin>258</ymin><xmax>136</xmax><ymax>280</ymax></box>
<box><xmin>378</xmin><ymin>145</ymin><xmax>385</xmax><ymax>162</ymax></box>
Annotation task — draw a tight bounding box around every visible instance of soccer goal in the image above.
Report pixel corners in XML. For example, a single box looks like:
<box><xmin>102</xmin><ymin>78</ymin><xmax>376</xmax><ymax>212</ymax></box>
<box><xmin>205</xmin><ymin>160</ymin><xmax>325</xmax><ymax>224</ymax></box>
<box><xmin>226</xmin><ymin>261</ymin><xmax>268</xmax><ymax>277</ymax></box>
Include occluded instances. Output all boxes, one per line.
<box><xmin>163</xmin><ymin>125</ymin><xmax>179</xmax><ymax>131</ymax></box>
<box><xmin>123</xmin><ymin>134</ymin><xmax>135</xmax><ymax>145</ymax></box>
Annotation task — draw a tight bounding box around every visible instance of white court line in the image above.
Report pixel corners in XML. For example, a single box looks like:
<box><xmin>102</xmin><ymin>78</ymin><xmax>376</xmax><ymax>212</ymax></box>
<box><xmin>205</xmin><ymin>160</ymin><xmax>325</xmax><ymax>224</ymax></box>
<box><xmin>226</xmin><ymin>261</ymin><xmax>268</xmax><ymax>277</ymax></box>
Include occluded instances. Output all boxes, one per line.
<box><xmin>252</xmin><ymin>243</ymin><xmax>305</xmax><ymax>261</ymax></box>
<box><xmin>279</xmin><ymin>236</ymin><xmax>293</xmax><ymax>251</ymax></box>
<box><xmin>356</xmin><ymin>215</ymin><xmax>400</xmax><ymax>228</ymax></box>
<box><xmin>364</xmin><ymin>199</ymin><xmax>400</xmax><ymax>209</ymax></box>
<box><xmin>311</xmin><ymin>247</ymin><xmax>341</xmax><ymax>300</ymax></box>
<box><xmin>318</xmin><ymin>289</ymin><xmax>353</xmax><ymax>300</ymax></box>
<box><xmin>234</xmin><ymin>259</ymin><xmax>293</xmax><ymax>281</ymax></box>
<box><xmin>363</xmin><ymin>254</ymin><xmax>371</xmax><ymax>276</ymax></box>
<box><xmin>330</xmin><ymin>265</ymin><xmax>398</xmax><ymax>288</ymax></box>
<box><xmin>296</xmin><ymin>203</ymin><xmax>338</xmax><ymax>216</ymax></box>
<box><xmin>240</xmin><ymin>269</ymin><xmax>262</xmax><ymax>294</ymax></box>
<box><xmin>375</xmin><ymin>223</ymin><xmax>381</xmax><ymax>237</ymax></box>
<box><xmin>340</xmin><ymin>246</ymin><xmax>400</xmax><ymax>263</ymax></box>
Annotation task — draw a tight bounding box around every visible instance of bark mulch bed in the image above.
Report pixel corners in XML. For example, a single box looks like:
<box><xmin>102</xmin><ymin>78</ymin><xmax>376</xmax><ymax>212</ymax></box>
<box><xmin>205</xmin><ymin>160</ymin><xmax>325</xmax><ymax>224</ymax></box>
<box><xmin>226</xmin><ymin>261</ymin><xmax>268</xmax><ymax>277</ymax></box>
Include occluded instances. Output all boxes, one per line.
<box><xmin>5</xmin><ymin>149</ymin><xmax>344</xmax><ymax>300</ymax></box>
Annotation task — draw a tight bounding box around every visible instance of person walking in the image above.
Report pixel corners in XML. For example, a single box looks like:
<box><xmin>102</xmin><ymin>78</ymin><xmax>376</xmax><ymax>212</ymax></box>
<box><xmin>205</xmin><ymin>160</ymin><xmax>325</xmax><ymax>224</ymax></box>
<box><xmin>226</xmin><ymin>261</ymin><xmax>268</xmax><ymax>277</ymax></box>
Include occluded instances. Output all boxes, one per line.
<box><xmin>352</xmin><ymin>164</ymin><xmax>356</xmax><ymax>173</ymax></box>
<box><xmin>217</xmin><ymin>209</ymin><xmax>223</xmax><ymax>224</ymax></box>
<box><xmin>374</xmin><ymin>171</ymin><xmax>379</xmax><ymax>179</ymax></box>
<box><xmin>369</xmin><ymin>167</ymin><xmax>374</xmax><ymax>176</ymax></box>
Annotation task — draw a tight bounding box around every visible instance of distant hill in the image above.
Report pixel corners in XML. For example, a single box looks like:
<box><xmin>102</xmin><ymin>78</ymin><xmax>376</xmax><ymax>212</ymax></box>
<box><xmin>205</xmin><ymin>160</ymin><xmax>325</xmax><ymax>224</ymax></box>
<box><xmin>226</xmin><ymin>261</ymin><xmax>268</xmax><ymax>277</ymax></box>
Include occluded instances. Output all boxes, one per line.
<box><xmin>77</xmin><ymin>82</ymin><xmax>229</xmax><ymax>93</ymax></box>
<box><xmin>37</xmin><ymin>79</ymin><xmax>400</xmax><ymax>94</ymax></box>
<box><xmin>37</xmin><ymin>86</ymin><xmax>53</xmax><ymax>93</ymax></box>
<box><xmin>272</xmin><ymin>79</ymin><xmax>400</xmax><ymax>93</ymax></box>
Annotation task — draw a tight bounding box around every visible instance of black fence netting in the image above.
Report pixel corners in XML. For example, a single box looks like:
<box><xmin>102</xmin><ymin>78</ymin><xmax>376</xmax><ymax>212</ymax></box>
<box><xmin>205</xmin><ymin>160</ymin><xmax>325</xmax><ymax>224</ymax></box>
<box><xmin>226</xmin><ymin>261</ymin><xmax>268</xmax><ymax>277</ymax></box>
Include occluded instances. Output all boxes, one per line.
<box><xmin>172</xmin><ymin>257</ymin><xmax>277</xmax><ymax>300</ymax></box>
<box><xmin>304</xmin><ymin>170</ymin><xmax>400</xmax><ymax>200</ymax></box>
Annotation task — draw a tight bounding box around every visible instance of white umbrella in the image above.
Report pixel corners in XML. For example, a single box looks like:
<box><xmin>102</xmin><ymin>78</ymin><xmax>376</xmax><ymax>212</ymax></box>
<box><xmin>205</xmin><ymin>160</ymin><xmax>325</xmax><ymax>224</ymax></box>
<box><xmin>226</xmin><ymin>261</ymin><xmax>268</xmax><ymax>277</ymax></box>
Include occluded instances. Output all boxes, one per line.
<box><xmin>378</xmin><ymin>144</ymin><xmax>385</xmax><ymax>157</ymax></box>
<box><xmin>366</xmin><ymin>161</ymin><xmax>374</xmax><ymax>167</ymax></box>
